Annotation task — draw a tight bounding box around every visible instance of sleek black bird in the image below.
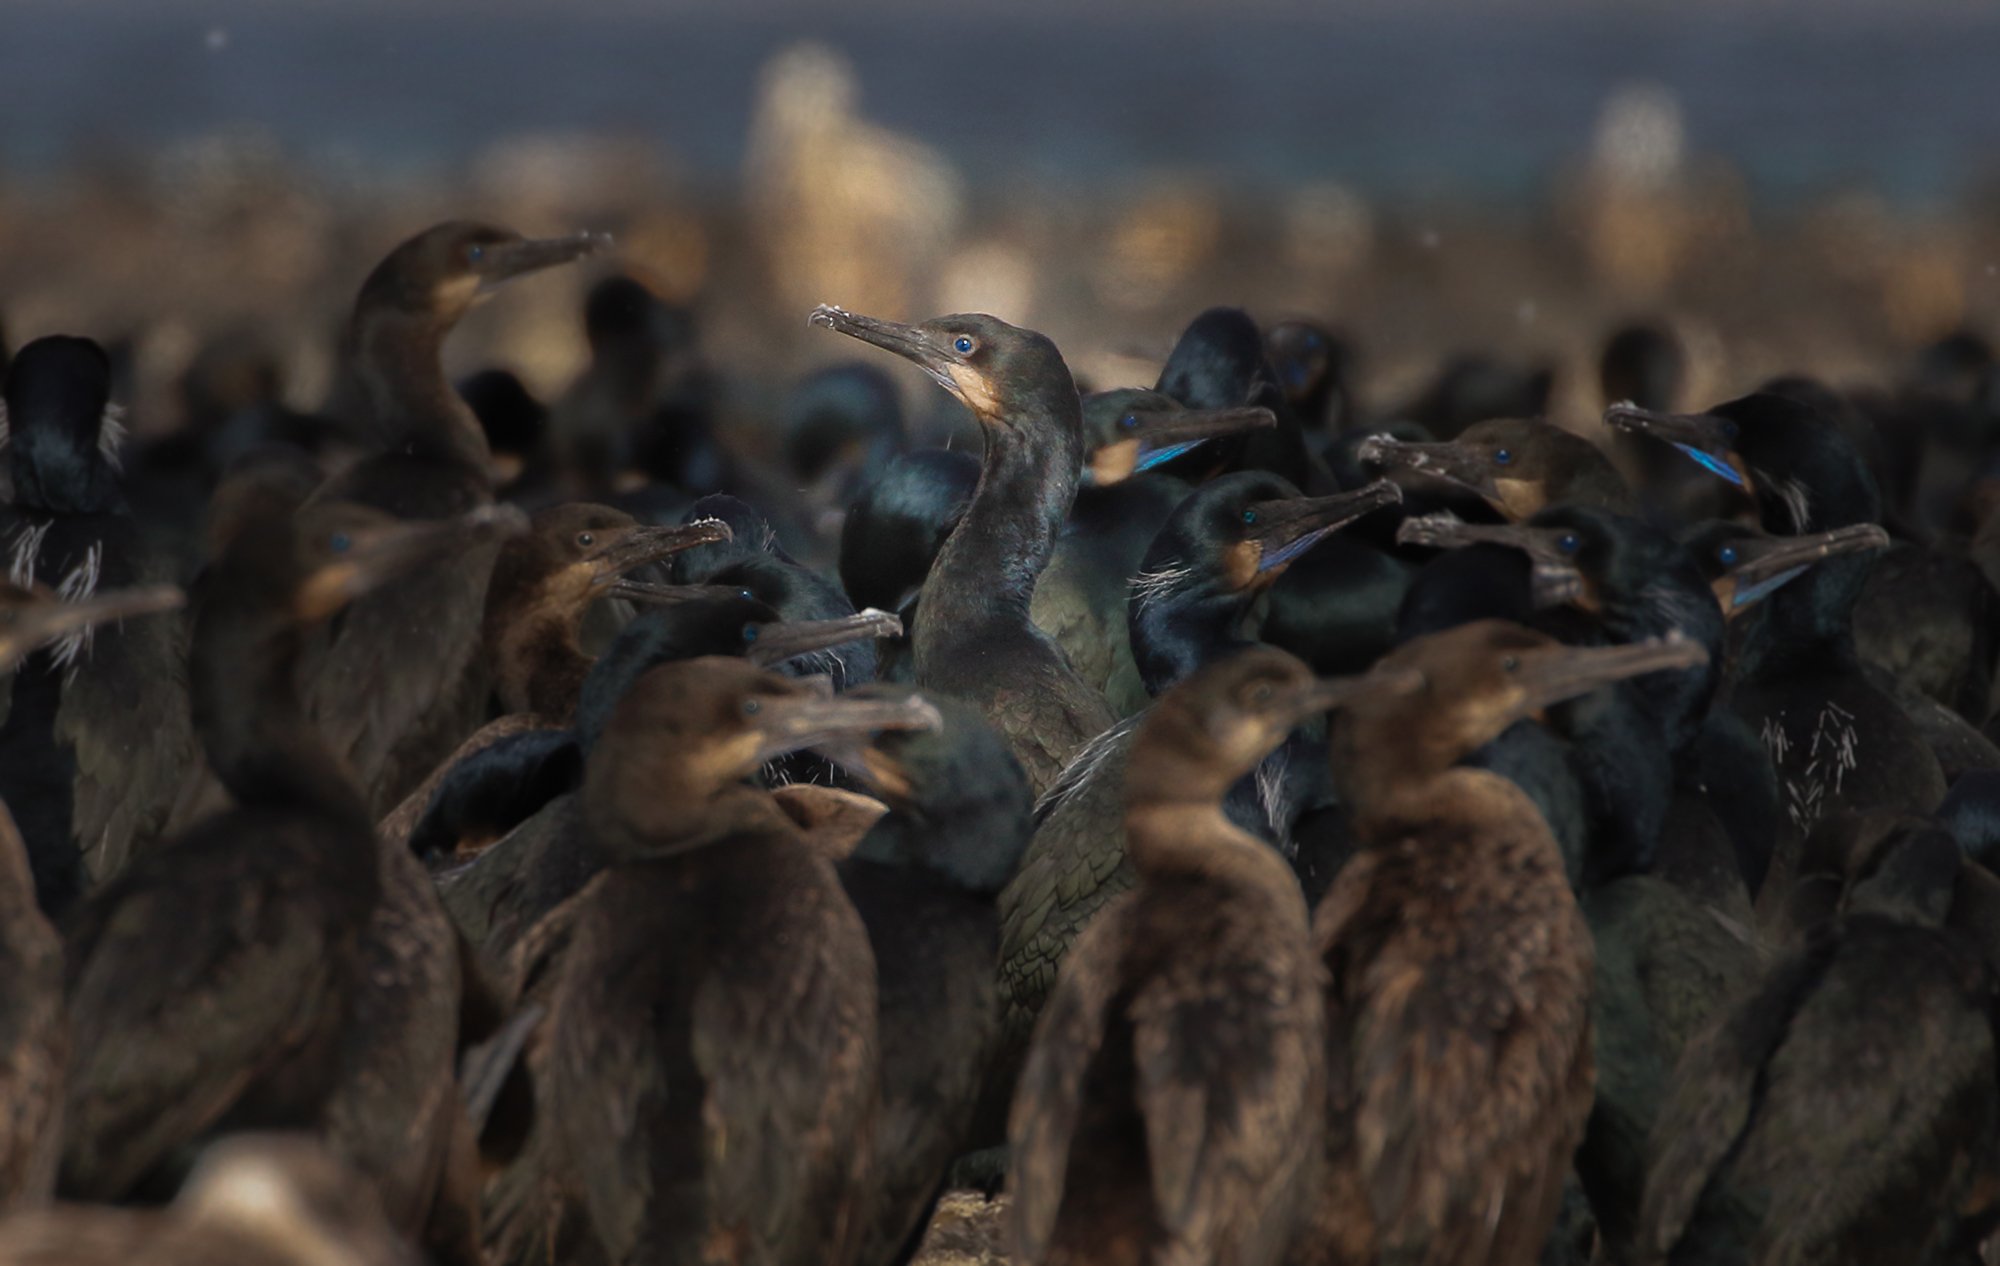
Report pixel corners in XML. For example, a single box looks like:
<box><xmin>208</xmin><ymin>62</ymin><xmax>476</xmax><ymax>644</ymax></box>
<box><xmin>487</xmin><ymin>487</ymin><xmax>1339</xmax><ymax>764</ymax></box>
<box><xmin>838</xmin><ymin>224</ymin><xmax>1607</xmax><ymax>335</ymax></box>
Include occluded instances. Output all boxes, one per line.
<box><xmin>1609</xmin><ymin>394</ymin><xmax>1949</xmax><ymax>910</ymax></box>
<box><xmin>832</xmin><ymin>688</ymin><xmax>1035</xmax><ymax>1266</ymax></box>
<box><xmin>999</xmin><ymin>476</ymin><xmax>1400</xmax><ymax>1070</ymax></box>
<box><xmin>1395</xmin><ymin>352</ymin><xmax>1555</xmax><ymax>440</ymax></box>
<box><xmin>1264</xmin><ymin>317</ymin><xmax>1359</xmax><ymax>435</ymax></box>
<box><xmin>0</xmin><ymin>580</ymin><xmax>183</xmax><ymax>1211</ymax></box>
<box><xmin>1153</xmin><ymin>306</ymin><xmax>1317</xmax><ymax>490</ymax></box>
<box><xmin>1359</xmin><ymin>416</ymin><xmax>1635</xmax><ymax>522</ymax></box>
<box><xmin>538</xmin><ymin>657</ymin><xmax>938</xmax><ymax>1265</ymax></box>
<box><xmin>0</xmin><ymin>335</ymin><xmax>191</xmax><ymax>911</ymax></box>
<box><xmin>57</xmin><ymin>493</ymin><xmax>520</xmax><ymax>1225</ymax></box>
<box><xmin>457</xmin><ymin>369</ymin><xmax>551</xmax><ymax>502</ymax></box>
<box><xmin>1009</xmin><ymin>647</ymin><xmax>1385</xmax><ymax>1266</ymax></box>
<box><xmin>811</xmin><ymin>307</ymin><xmax>1118</xmax><ymax>795</ymax></box>
<box><xmin>1303</xmin><ymin>621</ymin><xmax>1704</xmax><ymax>1266</ymax></box>
<box><xmin>782</xmin><ymin>361</ymin><xmax>908</xmax><ymax>514</ymax></box>
<box><xmin>1636</xmin><ymin>826</ymin><xmax>2000</xmax><ymax>1265</ymax></box>
<box><xmin>840</xmin><ymin>448</ymin><xmax>981</xmax><ymax>685</ymax></box>
<box><xmin>305</xmin><ymin>221</ymin><xmax>605</xmax><ymax>817</ymax></box>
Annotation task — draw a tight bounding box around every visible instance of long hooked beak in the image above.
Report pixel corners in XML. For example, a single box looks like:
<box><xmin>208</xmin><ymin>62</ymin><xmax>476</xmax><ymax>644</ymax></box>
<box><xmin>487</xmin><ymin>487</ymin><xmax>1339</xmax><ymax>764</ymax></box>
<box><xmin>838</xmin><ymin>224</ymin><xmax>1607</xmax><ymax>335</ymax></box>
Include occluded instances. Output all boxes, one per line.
<box><xmin>747</xmin><ymin>687</ymin><xmax>943</xmax><ymax>765</ymax></box>
<box><xmin>1603</xmin><ymin>402</ymin><xmax>1753</xmax><ymax>491</ymax></box>
<box><xmin>1250</xmin><ymin>480</ymin><xmax>1402</xmax><ymax>574</ymax></box>
<box><xmin>585</xmin><ymin>519</ymin><xmax>732</xmax><ymax>592</ymax></box>
<box><xmin>747</xmin><ymin>609</ymin><xmax>903</xmax><ymax>669</ymax></box>
<box><xmin>477</xmin><ymin>232</ymin><xmax>613</xmax><ymax>291</ymax></box>
<box><xmin>1356</xmin><ymin>433</ymin><xmax>1500</xmax><ymax>500</ymax></box>
<box><xmin>1396</xmin><ymin>513</ymin><xmax>1588</xmax><ymax>609</ymax></box>
<box><xmin>1129</xmin><ymin>406</ymin><xmax>1278</xmax><ymax>473</ymax></box>
<box><xmin>1511</xmin><ymin>634</ymin><xmax>1710</xmax><ymax>715</ymax></box>
<box><xmin>809</xmin><ymin>306</ymin><xmax>962</xmax><ymax>398</ymax></box>
<box><xmin>1714</xmin><ymin>523</ymin><xmax>1890</xmax><ymax>613</ymax></box>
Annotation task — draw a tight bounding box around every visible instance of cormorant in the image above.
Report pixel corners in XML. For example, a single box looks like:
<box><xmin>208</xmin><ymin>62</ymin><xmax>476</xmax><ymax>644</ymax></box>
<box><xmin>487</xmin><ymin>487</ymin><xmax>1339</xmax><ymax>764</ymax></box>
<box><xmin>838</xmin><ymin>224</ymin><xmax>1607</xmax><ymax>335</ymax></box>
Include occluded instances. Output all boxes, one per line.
<box><xmin>1358</xmin><ymin>416</ymin><xmax>1635</xmax><ymax>521</ymax></box>
<box><xmin>810</xmin><ymin>307</ymin><xmax>1118</xmax><ymax>794</ymax></box>
<box><xmin>1009</xmin><ymin>647</ymin><xmax>1399</xmax><ymax>1266</ymax></box>
<box><xmin>839</xmin><ymin>448</ymin><xmax>981</xmax><ymax>685</ymax></box>
<box><xmin>305</xmin><ymin>221</ymin><xmax>605</xmax><ymax>816</ymax></box>
<box><xmin>57</xmin><ymin>494</ymin><xmax>521</xmax><ymax>1224</ymax></box>
<box><xmin>1264</xmin><ymin>317</ymin><xmax>1359</xmax><ymax>436</ymax></box>
<box><xmin>1302</xmin><ymin>620</ymin><xmax>1704</xmax><ymax>1266</ymax></box>
<box><xmin>0</xmin><ymin>335</ymin><xmax>192</xmax><ymax>911</ymax></box>
<box><xmin>538</xmin><ymin>657</ymin><xmax>938</xmax><ymax>1265</ymax></box>
<box><xmin>1635</xmin><ymin>826</ymin><xmax>2000</xmax><ymax>1265</ymax></box>
<box><xmin>832</xmin><ymin>688</ymin><xmax>1035</xmax><ymax>1266</ymax></box>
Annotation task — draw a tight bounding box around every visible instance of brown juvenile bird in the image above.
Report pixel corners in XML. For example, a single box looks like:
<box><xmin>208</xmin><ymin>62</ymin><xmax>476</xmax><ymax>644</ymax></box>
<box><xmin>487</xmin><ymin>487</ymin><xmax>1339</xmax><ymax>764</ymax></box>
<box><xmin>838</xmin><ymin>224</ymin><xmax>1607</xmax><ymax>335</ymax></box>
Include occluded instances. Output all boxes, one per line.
<box><xmin>811</xmin><ymin>307</ymin><xmax>1118</xmax><ymax>795</ymax></box>
<box><xmin>57</xmin><ymin>491</ymin><xmax>521</xmax><ymax>1239</ymax></box>
<box><xmin>1359</xmin><ymin>416</ymin><xmax>1634</xmax><ymax>521</ymax></box>
<box><xmin>374</xmin><ymin>503</ymin><xmax>729</xmax><ymax>852</ymax></box>
<box><xmin>1303</xmin><ymin>620</ymin><xmax>1705</xmax><ymax>1266</ymax></box>
<box><xmin>539</xmin><ymin>657</ymin><xmax>939</xmax><ymax>1265</ymax></box>
<box><xmin>1008</xmin><ymin>647</ymin><xmax>1405</xmax><ymax>1266</ymax></box>
<box><xmin>0</xmin><ymin>1133</ymin><xmax>421</xmax><ymax>1266</ymax></box>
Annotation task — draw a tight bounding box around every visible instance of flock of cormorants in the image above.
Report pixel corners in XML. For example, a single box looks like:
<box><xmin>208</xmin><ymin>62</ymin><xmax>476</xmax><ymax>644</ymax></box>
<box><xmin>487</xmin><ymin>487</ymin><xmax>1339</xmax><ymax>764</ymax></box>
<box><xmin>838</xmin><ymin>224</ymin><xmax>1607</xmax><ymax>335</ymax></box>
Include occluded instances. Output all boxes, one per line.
<box><xmin>0</xmin><ymin>218</ymin><xmax>1997</xmax><ymax>1265</ymax></box>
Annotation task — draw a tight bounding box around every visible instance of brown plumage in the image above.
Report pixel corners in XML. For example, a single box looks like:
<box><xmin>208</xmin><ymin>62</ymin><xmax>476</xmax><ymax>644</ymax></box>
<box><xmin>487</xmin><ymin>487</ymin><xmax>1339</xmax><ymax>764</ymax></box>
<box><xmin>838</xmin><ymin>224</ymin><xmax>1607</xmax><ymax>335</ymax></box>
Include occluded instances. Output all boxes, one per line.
<box><xmin>1359</xmin><ymin>416</ymin><xmax>1634</xmax><ymax>522</ymax></box>
<box><xmin>1303</xmin><ymin>620</ymin><xmax>1704</xmax><ymax>1266</ymax></box>
<box><xmin>1009</xmin><ymin>647</ymin><xmax>1388</xmax><ymax>1266</ymax></box>
<box><xmin>537</xmin><ymin>657</ymin><xmax>936</xmax><ymax>1264</ymax></box>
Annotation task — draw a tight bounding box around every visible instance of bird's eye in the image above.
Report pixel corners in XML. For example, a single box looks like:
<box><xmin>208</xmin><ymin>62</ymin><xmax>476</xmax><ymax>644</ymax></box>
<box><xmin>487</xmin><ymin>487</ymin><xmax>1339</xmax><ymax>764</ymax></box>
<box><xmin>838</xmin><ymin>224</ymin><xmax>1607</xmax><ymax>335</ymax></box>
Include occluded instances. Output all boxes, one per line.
<box><xmin>1501</xmin><ymin>655</ymin><xmax>1520</xmax><ymax>673</ymax></box>
<box><xmin>738</xmin><ymin>589</ymin><xmax>755</xmax><ymax>601</ymax></box>
<box><xmin>1251</xmin><ymin>683</ymin><xmax>1274</xmax><ymax>704</ymax></box>
<box><xmin>1557</xmin><ymin>533</ymin><xmax>1580</xmax><ymax>554</ymax></box>
<box><xmin>1119</xmin><ymin>414</ymin><xmax>1139</xmax><ymax>431</ymax></box>
<box><xmin>329</xmin><ymin>532</ymin><xmax>352</xmax><ymax>554</ymax></box>
<box><xmin>953</xmin><ymin>336</ymin><xmax>975</xmax><ymax>355</ymax></box>
<box><xmin>741</xmin><ymin>624</ymin><xmax>759</xmax><ymax>644</ymax></box>
<box><xmin>1718</xmin><ymin>544</ymin><xmax>1739</xmax><ymax>566</ymax></box>
<box><xmin>467</xmin><ymin>244</ymin><xmax>485</xmax><ymax>263</ymax></box>
<box><xmin>1242</xmin><ymin>509</ymin><xmax>1258</xmax><ymax>526</ymax></box>
<box><xmin>742</xmin><ymin>698</ymin><xmax>760</xmax><ymax>716</ymax></box>
<box><xmin>576</xmin><ymin>532</ymin><xmax>594</xmax><ymax>547</ymax></box>
<box><xmin>1494</xmin><ymin>448</ymin><xmax>1514</xmax><ymax>466</ymax></box>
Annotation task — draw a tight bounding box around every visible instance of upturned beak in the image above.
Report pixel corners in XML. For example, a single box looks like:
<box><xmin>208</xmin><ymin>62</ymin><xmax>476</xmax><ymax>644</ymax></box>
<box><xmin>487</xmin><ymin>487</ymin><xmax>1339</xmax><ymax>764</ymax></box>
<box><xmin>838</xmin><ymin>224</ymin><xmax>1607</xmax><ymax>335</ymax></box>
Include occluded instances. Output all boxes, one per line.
<box><xmin>477</xmin><ymin>232</ymin><xmax>613</xmax><ymax>292</ymax></box>
<box><xmin>297</xmin><ymin>503</ymin><xmax>528</xmax><ymax>620</ymax></box>
<box><xmin>1250</xmin><ymin>480</ymin><xmax>1402</xmax><ymax>575</ymax></box>
<box><xmin>1603</xmin><ymin>402</ymin><xmax>1754</xmax><ymax>492</ymax></box>
<box><xmin>748</xmin><ymin>687</ymin><xmax>943</xmax><ymax>765</ymax></box>
<box><xmin>585</xmin><ymin>519</ymin><xmax>732</xmax><ymax>593</ymax></box>
<box><xmin>1510</xmin><ymin>635</ymin><xmax>1710</xmax><ymax>716</ymax></box>
<box><xmin>1713</xmin><ymin>523</ymin><xmax>1890</xmax><ymax>614</ymax></box>
<box><xmin>0</xmin><ymin>583</ymin><xmax>185</xmax><ymax>672</ymax></box>
<box><xmin>1396</xmin><ymin>514</ymin><xmax>1588</xmax><ymax>609</ymax></box>
<box><xmin>746</xmin><ymin>608</ymin><xmax>903</xmax><ymax>669</ymax></box>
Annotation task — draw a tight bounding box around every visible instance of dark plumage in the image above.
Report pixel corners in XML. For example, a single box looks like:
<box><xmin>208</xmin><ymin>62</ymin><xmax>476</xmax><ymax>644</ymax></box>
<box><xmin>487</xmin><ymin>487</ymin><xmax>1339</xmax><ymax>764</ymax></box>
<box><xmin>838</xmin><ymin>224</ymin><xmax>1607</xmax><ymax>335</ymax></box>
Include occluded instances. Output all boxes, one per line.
<box><xmin>1359</xmin><ymin>416</ymin><xmax>1634</xmax><ymax>522</ymax></box>
<box><xmin>538</xmin><ymin>658</ymin><xmax>938</xmax><ymax>1265</ymax></box>
<box><xmin>1009</xmin><ymin>647</ymin><xmax>1371</xmax><ymax>1266</ymax></box>
<box><xmin>812</xmin><ymin>307</ymin><xmax>1117</xmax><ymax>794</ymax></box>
<box><xmin>1635</xmin><ymin>826</ymin><xmax>2000</xmax><ymax>1265</ymax></box>
<box><xmin>0</xmin><ymin>335</ymin><xmax>192</xmax><ymax>912</ymax></box>
<box><xmin>834</xmin><ymin>689</ymin><xmax>1034</xmax><ymax>1266</ymax></box>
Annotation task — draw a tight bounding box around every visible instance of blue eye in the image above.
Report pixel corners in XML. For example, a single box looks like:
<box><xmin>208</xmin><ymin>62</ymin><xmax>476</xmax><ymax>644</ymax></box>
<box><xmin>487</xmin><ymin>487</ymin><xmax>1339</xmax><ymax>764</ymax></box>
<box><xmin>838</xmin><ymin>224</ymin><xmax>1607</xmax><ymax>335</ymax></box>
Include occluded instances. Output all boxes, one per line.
<box><xmin>742</xmin><ymin>624</ymin><xmax>759</xmax><ymax>644</ymax></box>
<box><xmin>1120</xmin><ymin>414</ymin><xmax>1139</xmax><ymax>431</ymax></box>
<box><xmin>953</xmin><ymin>336</ymin><xmax>974</xmax><ymax>354</ymax></box>
<box><xmin>467</xmin><ymin>244</ymin><xmax>484</xmax><ymax>263</ymax></box>
<box><xmin>1494</xmin><ymin>449</ymin><xmax>1513</xmax><ymax>466</ymax></box>
<box><xmin>1719</xmin><ymin>418</ymin><xmax>1739</xmax><ymax>440</ymax></box>
<box><xmin>742</xmin><ymin>698</ymin><xmax>760</xmax><ymax>716</ymax></box>
<box><xmin>738</xmin><ymin>589</ymin><xmax>754</xmax><ymax>601</ymax></box>
<box><xmin>1558</xmin><ymin>533</ymin><xmax>1580</xmax><ymax>554</ymax></box>
<box><xmin>1718</xmin><ymin>544</ymin><xmax>1739</xmax><ymax>566</ymax></box>
<box><xmin>1242</xmin><ymin>509</ymin><xmax>1258</xmax><ymax>526</ymax></box>
<box><xmin>329</xmin><ymin>532</ymin><xmax>352</xmax><ymax>554</ymax></box>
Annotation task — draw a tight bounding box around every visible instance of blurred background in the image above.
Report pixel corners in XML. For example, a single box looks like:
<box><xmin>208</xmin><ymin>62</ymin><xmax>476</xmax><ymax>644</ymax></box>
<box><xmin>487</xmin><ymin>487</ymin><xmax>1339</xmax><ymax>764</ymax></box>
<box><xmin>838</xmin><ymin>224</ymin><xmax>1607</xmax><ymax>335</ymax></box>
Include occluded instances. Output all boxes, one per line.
<box><xmin>6</xmin><ymin>0</ymin><xmax>2000</xmax><ymax>452</ymax></box>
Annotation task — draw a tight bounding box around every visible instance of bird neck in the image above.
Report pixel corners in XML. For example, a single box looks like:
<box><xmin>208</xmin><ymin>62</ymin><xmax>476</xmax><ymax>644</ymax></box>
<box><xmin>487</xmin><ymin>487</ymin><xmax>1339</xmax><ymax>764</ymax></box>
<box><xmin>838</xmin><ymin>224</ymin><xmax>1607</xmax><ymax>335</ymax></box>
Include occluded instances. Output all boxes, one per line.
<box><xmin>921</xmin><ymin>418</ymin><xmax>1081</xmax><ymax>638</ymax></box>
<box><xmin>491</xmin><ymin>602</ymin><xmax>591</xmax><ymax>721</ymax></box>
<box><xmin>1129</xmin><ymin>578</ymin><xmax>1255</xmax><ymax>698</ymax></box>
<box><xmin>588</xmin><ymin>775</ymin><xmax>794</xmax><ymax>860</ymax></box>
<box><xmin>349</xmin><ymin>309</ymin><xmax>491</xmax><ymax>470</ymax></box>
<box><xmin>190</xmin><ymin>602</ymin><xmax>370</xmax><ymax>828</ymax></box>
<box><xmin>1125</xmin><ymin>799</ymin><xmax>1301</xmax><ymax>899</ymax></box>
<box><xmin>1733</xmin><ymin>561</ymin><xmax>1862</xmax><ymax>681</ymax></box>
